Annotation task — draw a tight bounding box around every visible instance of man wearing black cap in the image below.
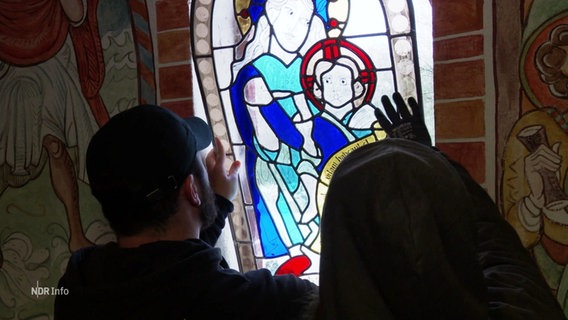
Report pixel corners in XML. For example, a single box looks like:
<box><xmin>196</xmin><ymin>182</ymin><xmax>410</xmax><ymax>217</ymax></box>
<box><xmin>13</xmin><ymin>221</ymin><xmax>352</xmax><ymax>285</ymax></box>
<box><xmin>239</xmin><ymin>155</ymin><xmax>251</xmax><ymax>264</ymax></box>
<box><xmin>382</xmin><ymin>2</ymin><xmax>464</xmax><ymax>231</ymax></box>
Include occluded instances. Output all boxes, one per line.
<box><xmin>54</xmin><ymin>105</ymin><xmax>317</xmax><ymax>319</ymax></box>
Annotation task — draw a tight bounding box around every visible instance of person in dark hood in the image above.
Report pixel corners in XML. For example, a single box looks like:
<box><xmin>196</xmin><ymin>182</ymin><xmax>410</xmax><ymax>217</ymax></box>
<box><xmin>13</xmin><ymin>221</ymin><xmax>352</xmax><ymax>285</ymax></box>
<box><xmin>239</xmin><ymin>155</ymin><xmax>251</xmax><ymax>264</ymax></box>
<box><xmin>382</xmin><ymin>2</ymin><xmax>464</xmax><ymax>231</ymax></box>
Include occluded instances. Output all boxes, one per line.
<box><xmin>54</xmin><ymin>105</ymin><xmax>317</xmax><ymax>320</ymax></box>
<box><xmin>313</xmin><ymin>93</ymin><xmax>565</xmax><ymax>319</ymax></box>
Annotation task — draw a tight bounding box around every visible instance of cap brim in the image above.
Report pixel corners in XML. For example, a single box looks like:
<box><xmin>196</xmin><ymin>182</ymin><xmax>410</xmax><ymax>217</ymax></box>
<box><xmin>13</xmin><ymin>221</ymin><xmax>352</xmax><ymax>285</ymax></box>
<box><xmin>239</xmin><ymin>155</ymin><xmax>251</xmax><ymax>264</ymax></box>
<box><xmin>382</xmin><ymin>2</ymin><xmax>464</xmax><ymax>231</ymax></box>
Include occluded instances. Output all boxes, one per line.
<box><xmin>184</xmin><ymin>117</ymin><xmax>212</xmax><ymax>150</ymax></box>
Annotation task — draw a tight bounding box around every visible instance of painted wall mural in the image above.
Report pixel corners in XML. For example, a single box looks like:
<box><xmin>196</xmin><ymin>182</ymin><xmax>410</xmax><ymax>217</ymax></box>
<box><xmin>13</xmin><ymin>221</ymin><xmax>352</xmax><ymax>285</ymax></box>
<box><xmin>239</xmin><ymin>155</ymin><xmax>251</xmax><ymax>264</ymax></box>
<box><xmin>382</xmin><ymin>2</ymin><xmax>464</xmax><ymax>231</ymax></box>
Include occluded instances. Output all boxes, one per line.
<box><xmin>502</xmin><ymin>0</ymin><xmax>568</xmax><ymax>315</ymax></box>
<box><xmin>0</xmin><ymin>0</ymin><xmax>139</xmax><ymax>318</ymax></box>
<box><xmin>10</xmin><ymin>0</ymin><xmax>568</xmax><ymax>318</ymax></box>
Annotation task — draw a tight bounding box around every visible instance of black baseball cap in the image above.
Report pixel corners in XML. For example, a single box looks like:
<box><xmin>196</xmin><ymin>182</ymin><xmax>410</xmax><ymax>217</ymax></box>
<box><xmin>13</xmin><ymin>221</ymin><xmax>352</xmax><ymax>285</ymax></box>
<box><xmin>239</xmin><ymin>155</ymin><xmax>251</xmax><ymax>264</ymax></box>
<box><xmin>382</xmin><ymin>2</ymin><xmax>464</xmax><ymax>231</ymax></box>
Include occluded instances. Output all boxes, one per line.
<box><xmin>86</xmin><ymin>104</ymin><xmax>212</xmax><ymax>206</ymax></box>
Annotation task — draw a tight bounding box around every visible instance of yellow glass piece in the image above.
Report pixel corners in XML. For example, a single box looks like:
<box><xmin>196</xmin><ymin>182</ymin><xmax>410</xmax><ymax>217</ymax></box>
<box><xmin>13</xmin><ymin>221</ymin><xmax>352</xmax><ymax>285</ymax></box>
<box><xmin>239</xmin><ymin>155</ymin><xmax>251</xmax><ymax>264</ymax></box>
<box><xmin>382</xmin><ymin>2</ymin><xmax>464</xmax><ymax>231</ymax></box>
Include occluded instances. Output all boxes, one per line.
<box><xmin>235</xmin><ymin>0</ymin><xmax>252</xmax><ymax>35</ymax></box>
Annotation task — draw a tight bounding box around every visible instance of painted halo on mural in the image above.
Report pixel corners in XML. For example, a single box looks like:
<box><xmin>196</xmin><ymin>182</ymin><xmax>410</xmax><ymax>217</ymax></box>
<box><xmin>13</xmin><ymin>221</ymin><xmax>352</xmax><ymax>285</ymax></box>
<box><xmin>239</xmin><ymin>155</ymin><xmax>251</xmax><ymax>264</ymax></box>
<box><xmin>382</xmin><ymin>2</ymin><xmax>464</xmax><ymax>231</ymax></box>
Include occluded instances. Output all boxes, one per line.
<box><xmin>521</xmin><ymin>12</ymin><xmax>568</xmax><ymax>110</ymax></box>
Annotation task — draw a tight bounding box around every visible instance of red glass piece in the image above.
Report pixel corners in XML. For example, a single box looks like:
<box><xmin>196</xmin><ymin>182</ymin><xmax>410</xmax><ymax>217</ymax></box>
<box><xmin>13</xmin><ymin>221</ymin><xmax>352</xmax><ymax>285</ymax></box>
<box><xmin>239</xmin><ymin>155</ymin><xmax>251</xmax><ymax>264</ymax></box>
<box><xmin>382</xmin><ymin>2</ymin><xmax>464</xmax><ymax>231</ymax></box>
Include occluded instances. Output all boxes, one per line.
<box><xmin>275</xmin><ymin>255</ymin><xmax>311</xmax><ymax>276</ymax></box>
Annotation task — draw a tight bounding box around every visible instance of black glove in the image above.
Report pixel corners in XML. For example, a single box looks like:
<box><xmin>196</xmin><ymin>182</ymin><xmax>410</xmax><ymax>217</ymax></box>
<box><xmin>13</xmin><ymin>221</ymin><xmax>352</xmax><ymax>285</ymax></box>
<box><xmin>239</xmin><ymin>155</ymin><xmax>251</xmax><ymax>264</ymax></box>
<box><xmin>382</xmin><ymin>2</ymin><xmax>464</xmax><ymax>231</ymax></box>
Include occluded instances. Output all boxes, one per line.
<box><xmin>375</xmin><ymin>92</ymin><xmax>432</xmax><ymax>146</ymax></box>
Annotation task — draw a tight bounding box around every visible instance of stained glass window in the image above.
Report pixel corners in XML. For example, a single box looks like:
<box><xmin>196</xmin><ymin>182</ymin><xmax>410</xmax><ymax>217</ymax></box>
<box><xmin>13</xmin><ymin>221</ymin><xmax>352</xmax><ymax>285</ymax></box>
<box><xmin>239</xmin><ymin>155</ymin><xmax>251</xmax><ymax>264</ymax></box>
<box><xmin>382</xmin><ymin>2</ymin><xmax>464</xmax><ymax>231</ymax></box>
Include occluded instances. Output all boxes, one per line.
<box><xmin>190</xmin><ymin>0</ymin><xmax>433</xmax><ymax>282</ymax></box>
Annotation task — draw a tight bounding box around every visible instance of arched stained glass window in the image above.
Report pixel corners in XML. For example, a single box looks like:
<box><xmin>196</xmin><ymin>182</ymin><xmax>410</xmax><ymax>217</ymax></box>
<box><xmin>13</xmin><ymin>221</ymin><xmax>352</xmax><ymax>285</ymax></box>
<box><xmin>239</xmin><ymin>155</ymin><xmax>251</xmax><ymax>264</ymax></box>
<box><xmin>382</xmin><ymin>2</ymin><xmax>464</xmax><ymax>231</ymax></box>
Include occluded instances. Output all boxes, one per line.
<box><xmin>190</xmin><ymin>0</ymin><xmax>433</xmax><ymax>282</ymax></box>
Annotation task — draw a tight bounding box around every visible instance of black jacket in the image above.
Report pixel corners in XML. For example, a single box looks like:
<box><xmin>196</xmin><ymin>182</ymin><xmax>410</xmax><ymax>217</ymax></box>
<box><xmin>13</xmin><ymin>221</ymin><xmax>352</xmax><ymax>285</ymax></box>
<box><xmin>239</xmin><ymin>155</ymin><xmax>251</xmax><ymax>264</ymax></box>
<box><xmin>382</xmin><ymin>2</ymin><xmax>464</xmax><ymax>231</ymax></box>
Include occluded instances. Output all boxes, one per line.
<box><xmin>54</xmin><ymin>196</ymin><xmax>317</xmax><ymax>320</ymax></box>
<box><xmin>316</xmin><ymin>139</ymin><xmax>565</xmax><ymax>320</ymax></box>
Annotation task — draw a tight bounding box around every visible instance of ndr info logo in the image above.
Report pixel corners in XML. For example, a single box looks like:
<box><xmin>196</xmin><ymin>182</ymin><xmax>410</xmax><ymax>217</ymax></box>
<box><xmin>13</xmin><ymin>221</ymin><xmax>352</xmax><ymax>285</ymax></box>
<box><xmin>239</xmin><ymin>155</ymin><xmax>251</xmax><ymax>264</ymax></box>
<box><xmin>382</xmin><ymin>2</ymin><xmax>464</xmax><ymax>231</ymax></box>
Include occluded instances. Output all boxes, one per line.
<box><xmin>31</xmin><ymin>281</ymin><xmax>69</xmax><ymax>298</ymax></box>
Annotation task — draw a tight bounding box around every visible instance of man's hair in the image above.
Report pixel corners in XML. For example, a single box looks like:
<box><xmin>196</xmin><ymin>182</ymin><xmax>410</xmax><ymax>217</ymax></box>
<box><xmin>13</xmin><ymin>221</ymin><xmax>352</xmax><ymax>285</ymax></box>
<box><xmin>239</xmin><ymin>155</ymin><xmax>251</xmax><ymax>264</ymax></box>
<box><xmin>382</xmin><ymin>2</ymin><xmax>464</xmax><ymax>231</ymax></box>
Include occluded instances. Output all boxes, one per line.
<box><xmin>99</xmin><ymin>163</ymin><xmax>207</xmax><ymax>236</ymax></box>
<box><xmin>98</xmin><ymin>180</ymin><xmax>180</xmax><ymax>236</ymax></box>
<box><xmin>86</xmin><ymin>105</ymin><xmax>212</xmax><ymax>236</ymax></box>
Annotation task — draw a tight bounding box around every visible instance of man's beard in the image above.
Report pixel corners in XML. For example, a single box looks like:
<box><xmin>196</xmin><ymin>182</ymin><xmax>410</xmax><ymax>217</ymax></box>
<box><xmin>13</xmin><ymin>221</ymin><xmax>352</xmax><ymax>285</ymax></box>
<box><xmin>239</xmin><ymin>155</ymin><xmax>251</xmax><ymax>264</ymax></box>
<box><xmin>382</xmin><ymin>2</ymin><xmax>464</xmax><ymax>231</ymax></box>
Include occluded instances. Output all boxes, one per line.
<box><xmin>198</xmin><ymin>181</ymin><xmax>217</xmax><ymax>229</ymax></box>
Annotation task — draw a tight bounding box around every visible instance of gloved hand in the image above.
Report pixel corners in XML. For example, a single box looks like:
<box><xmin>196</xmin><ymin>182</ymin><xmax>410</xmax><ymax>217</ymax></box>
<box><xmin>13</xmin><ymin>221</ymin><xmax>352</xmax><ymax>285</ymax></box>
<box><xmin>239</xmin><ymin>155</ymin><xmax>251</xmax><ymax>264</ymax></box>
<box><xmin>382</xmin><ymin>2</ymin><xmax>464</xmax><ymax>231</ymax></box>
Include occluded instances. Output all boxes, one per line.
<box><xmin>375</xmin><ymin>92</ymin><xmax>432</xmax><ymax>146</ymax></box>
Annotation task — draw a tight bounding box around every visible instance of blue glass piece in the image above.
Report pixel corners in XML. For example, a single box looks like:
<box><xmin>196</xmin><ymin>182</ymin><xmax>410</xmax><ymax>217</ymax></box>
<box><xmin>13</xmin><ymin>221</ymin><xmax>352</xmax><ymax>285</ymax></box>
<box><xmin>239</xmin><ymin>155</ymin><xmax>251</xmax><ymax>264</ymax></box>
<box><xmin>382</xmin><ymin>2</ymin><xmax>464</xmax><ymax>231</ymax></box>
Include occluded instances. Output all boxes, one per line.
<box><xmin>276</xmin><ymin>194</ymin><xmax>304</xmax><ymax>244</ymax></box>
<box><xmin>312</xmin><ymin>116</ymin><xmax>350</xmax><ymax>171</ymax></box>
<box><xmin>245</xmin><ymin>148</ymin><xmax>288</xmax><ymax>257</ymax></box>
<box><xmin>253</xmin><ymin>136</ymin><xmax>274</xmax><ymax>162</ymax></box>
<box><xmin>277</xmin><ymin>163</ymin><xmax>300</xmax><ymax>191</ymax></box>
<box><xmin>352</xmin><ymin>129</ymin><xmax>373</xmax><ymax>139</ymax></box>
<box><xmin>291</xmin><ymin>148</ymin><xmax>301</xmax><ymax>167</ymax></box>
<box><xmin>257</xmin><ymin>196</ymin><xmax>289</xmax><ymax>257</ymax></box>
<box><xmin>261</xmin><ymin>103</ymin><xmax>303</xmax><ymax>150</ymax></box>
<box><xmin>314</xmin><ymin>0</ymin><xmax>329</xmax><ymax>23</ymax></box>
<box><xmin>253</xmin><ymin>55</ymin><xmax>303</xmax><ymax>91</ymax></box>
<box><xmin>307</xmin><ymin>99</ymin><xmax>320</xmax><ymax>115</ymax></box>
<box><xmin>279</xmin><ymin>97</ymin><xmax>300</xmax><ymax>118</ymax></box>
<box><xmin>341</xmin><ymin>112</ymin><xmax>373</xmax><ymax>138</ymax></box>
<box><xmin>263</xmin><ymin>145</ymin><xmax>279</xmax><ymax>161</ymax></box>
<box><xmin>249</xmin><ymin>55</ymin><xmax>306</xmax><ymax>150</ymax></box>
<box><xmin>249</xmin><ymin>0</ymin><xmax>267</xmax><ymax>23</ymax></box>
<box><xmin>230</xmin><ymin>65</ymin><xmax>261</xmax><ymax>149</ymax></box>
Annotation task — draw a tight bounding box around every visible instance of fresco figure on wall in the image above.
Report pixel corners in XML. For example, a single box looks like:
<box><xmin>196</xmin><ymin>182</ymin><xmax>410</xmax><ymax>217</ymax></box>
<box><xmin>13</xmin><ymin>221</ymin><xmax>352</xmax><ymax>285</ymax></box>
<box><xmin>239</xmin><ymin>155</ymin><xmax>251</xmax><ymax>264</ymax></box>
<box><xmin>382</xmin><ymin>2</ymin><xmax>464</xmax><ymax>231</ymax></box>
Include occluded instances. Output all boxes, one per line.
<box><xmin>0</xmin><ymin>1</ymin><xmax>105</xmax><ymax>318</ymax></box>
<box><xmin>0</xmin><ymin>0</ymin><xmax>108</xmax><ymax>252</ymax></box>
<box><xmin>0</xmin><ymin>0</ymin><xmax>139</xmax><ymax>318</ymax></box>
<box><xmin>503</xmin><ymin>16</ymin><xmax>568</xmax><ymax>314</ymax></box>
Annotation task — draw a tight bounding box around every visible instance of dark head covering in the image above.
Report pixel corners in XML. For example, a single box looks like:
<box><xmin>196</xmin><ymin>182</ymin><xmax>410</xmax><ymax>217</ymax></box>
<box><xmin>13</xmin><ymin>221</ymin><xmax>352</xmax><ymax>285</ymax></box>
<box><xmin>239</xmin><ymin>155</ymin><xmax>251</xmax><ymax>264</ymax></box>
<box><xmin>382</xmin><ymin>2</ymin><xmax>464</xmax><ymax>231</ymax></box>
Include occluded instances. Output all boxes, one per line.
<box><xmin>87</xmin><ymin>104</ymin><xmax>212</xmax><ymax>206</ymax></box>
<box><xmin>318</xmin><ymin>139</ymin><xmax>488</xmax><ymax>319</ymax></box>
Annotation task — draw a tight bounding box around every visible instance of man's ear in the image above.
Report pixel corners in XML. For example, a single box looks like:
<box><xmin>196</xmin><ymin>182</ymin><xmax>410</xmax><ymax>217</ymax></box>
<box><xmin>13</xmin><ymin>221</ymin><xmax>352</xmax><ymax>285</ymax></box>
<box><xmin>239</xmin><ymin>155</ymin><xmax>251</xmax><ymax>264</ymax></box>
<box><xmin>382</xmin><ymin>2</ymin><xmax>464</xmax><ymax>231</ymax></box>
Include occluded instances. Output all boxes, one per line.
<box><xmin>184</xmin><ymin>175</ymin><xmax>202</xmax><ymax>207</ymax></box>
